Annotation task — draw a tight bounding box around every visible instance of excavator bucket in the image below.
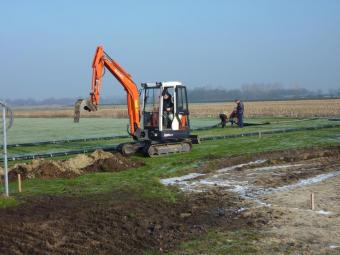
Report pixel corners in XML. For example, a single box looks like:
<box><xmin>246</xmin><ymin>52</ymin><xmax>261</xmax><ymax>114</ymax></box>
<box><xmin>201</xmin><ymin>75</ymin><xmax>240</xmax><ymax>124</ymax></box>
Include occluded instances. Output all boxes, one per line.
<box><xmin>74</xmin><ymin>98</ymin><xmax>98</xmax><ymax>123</ymax></box>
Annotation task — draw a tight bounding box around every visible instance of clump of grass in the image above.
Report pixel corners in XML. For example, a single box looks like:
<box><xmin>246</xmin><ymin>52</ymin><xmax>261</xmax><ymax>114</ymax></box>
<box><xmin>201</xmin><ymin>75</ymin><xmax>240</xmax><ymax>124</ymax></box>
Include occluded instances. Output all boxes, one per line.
<box><xmin>0</xmin><ymin>196</ymin><xmax>18</xmax><ymax>208</ymax></box>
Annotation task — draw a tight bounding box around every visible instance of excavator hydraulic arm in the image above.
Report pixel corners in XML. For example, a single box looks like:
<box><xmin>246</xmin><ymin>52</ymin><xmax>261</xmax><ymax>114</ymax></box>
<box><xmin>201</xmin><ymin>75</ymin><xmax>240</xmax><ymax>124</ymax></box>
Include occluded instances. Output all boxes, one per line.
<box><xmin>74</xmin><ymin>46</ymin><xmax>141</xmax><ymax>139</ymax></box>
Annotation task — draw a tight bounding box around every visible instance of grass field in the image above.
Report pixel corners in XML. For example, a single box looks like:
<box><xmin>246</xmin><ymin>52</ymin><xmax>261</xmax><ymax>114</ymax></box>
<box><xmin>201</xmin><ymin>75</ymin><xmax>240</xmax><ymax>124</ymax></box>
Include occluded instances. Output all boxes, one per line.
<box><xmin>3</xmin><ymin>117</ymin><xmax>340</xmax><ymax>197</ymax></box>
<box><xmin>12</xmin><ymin>98</ymin><xmax>340</xmax><ymax>118</ymax></box>
<box><xmin>4</xmin><ymin>116</ymin><xmax>338</xmax><ymax>157</ymax></box>
<box><xmin>6</xmin><ymin>126</ymin><xmax>340</xmax><ymax>197</ymax></box>
<box><xmin>6</xmin><ymin>117</ymin><xmax>217</xmax><ymax>144</ymax></box>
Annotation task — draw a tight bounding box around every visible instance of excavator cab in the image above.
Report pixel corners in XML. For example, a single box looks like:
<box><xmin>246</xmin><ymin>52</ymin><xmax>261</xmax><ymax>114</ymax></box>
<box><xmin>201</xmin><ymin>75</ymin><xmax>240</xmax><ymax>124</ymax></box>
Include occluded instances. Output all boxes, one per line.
<box><xmin>141</xmin><ymin>82</ymin><xmax>190</xmax><ymax>141</ymax></box>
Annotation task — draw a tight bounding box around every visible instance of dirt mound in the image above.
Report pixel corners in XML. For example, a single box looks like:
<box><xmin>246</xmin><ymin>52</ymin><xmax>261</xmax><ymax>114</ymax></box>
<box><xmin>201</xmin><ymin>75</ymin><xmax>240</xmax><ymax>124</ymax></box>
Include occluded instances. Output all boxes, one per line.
<box><xmin>8</xmin><ymin>150</ymin><xmax>144</xmax><ymax>180</ymax></box>
<box><xmin>83</xmin><ymin>154</ymin><xmax>144</xmax><ymax>173</ymax></box>
<box><xmin>89</xmin><ymin>150</ymin><xmax>113</xmax><ymax>160</ymax></box>
<box><xmin>0</xmin><ymin>189</ymin><xmax>254</xmax><ymax>255</ymax></box>
<box><xmin>62</xmin><ymin>154</ymin><xmax>93</xmax><ymax>174</ymax></box>
<box><xmin>9</xmin><ymin>160</ymin><xmax>76</xmax><ymax>180</ymax></box>
<box><xmin>35</xmin><ymin>161</ymin><xmax>76</xmax><ymax>179</ymax></box>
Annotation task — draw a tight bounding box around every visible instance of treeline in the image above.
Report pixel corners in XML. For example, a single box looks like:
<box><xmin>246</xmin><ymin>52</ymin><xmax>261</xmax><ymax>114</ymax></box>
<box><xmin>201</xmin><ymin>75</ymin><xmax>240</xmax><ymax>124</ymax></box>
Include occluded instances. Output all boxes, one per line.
<box><xmin>187</xmin><ymin>84</ymin><xmax>340</xmax><ymax>103</ymax></box>
<box><xmin>3</xmin><ymin>97</ymin><xmax>125</xmax><ymax>107</ymax></box>
<box><xmin>3</xmin><ymin>84</ymin><xmax>340</xmax><ymax>107</ymax></box>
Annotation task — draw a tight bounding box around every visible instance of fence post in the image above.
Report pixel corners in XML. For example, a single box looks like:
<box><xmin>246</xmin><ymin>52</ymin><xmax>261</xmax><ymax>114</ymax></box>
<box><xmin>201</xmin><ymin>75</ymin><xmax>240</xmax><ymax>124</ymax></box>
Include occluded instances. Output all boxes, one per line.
<box><xmin>2</xmin><ymin>106</ymin><xmax>9</xmax><ymax>196</ymax></box>
<box><xmin>310</xmin><ymin>192</ymin><xmax>315</xmax><ymax>210</ymax></box>
<box><xmin>18</xmin><ymin>174</ymin><xmax>22</xmax><ymax>193</ymax></box>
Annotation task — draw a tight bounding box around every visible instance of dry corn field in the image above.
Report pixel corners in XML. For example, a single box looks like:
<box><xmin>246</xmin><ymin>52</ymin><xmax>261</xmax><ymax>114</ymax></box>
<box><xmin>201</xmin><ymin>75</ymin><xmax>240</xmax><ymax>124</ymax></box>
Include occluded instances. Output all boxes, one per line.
<box><xmin>190</xmin><ymin>99</ymin><xmax>340</xmax><ymax>118</ymax></box>
<box><xmin>12</xmin><ymin>99</ymin><xmax>340</xmax><ymax>118</ymax></box>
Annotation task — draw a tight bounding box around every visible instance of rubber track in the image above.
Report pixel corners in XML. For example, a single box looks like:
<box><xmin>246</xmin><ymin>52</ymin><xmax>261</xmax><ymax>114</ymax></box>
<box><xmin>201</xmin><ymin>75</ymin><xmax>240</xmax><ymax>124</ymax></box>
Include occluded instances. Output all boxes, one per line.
<box><xmin>2</xmin><ymin>123</ymin><xmax>340</xmax><ymax>162</ymax></box>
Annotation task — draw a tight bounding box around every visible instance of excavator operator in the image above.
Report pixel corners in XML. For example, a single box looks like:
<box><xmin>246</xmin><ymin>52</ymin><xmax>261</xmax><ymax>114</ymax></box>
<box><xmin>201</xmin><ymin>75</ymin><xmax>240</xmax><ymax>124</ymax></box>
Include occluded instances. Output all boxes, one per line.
<box><xmin>163</xmin><ymin>89</ymin><xmax>174</xmax><ymax>129</ymax></box>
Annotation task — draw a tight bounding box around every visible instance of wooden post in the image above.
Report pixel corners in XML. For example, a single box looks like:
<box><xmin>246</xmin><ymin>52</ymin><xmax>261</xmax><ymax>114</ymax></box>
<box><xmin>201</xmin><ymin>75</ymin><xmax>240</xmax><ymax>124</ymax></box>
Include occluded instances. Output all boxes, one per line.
<box><xmin>310</xmin><ymin>192</ymin><xmax>315</xmax><ymax>210</ymax></box>
<box><xmin>18</xmin><ymin>174</ymin><xmax>22</xmax><ymax>193</ymax></box>
<box><xmin>259</xmin><ymin>131</ymin><xmax>262</xmax><ymax>138</ymax></box>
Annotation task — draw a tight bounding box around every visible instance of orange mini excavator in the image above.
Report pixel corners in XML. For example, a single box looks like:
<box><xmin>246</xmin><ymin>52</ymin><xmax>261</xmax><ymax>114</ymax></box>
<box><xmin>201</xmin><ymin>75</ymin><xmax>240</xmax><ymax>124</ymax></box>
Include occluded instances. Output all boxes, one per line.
<box><xmin>74</xmin><ymin>46</ymin><xmax>199</xmax><ymax>156</ymax></box>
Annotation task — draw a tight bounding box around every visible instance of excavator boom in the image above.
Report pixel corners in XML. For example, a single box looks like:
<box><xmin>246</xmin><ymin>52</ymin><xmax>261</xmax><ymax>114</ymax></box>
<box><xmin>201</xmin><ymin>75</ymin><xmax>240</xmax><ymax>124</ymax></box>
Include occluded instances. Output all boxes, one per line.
<box><xmin>74</xmin><ymin>46</ymin><xmax>141</xmax><ymax>139</ymax></box>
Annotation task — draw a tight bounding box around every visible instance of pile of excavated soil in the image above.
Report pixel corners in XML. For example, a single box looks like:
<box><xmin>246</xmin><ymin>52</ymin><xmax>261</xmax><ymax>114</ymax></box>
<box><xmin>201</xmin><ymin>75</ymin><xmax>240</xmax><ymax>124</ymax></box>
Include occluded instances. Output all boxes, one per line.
<box><xmin>8</xmin><ymin>150</ymin><xmax>144</xmax><ymax>180</ymax></box>
<box><xmin>0</xmin><ymin>189</ymin><xmax>256</xmax><ymax>255</ymax></box>
<box><xmin>83</xmin><ymin>155</ymin><xmax>144</xmax><ymax>173</ymax></box>
<box><xmin>8</xmin><ymin>159</ymin><xmax>68</xmax><ymax>180</ymax></box>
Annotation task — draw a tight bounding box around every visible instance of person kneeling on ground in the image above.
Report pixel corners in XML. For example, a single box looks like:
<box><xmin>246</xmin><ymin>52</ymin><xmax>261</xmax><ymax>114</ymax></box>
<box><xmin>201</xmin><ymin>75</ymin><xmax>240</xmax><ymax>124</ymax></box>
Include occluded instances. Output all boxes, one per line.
<box><xmin>219</xmin><ymin>113</ymin><xmax>228</xmax><ymax>128</ymax></box>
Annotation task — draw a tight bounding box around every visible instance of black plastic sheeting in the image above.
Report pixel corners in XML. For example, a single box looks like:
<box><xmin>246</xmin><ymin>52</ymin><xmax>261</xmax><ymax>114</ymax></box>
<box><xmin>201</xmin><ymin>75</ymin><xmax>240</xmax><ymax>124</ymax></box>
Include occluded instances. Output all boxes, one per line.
<box><xmin>201</xmin><ymin>123</ymin><xmax>340</xmax><ymax>141</ymax></box>
<box><xmin>6</xmin><ymin>122</ymin><xmax>268</xmax><ymax>148</ymax></box>
<box><xmin>2</xmin><ymin>145</ymin><xmax>119</xmax><ymax>162</ymax></box>
<box><xmin>6</xmin><ymin>135</ymin><xmax>129</xmax><ymax>148</ymax></box>
<box><xmin>2</xmin><ymin>123</ymin><xmax>340</xmax><ymax>162</ymax></box>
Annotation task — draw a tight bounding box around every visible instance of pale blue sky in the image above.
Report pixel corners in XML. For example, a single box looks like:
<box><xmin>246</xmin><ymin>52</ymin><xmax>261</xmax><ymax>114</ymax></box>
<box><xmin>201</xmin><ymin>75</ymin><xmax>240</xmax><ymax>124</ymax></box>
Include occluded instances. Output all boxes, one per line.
<box><xmin>0</xmin><ymin>0</ymin><xmax>339</xmax><ymax>99</ymax></box>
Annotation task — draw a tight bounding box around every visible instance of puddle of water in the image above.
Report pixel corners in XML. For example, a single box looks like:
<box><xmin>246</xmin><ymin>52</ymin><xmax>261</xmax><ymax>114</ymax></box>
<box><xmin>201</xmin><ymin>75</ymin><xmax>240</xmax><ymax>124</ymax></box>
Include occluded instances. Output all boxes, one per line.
<box><xmin>316</xmin><ymin>210</ymin><xmax>333</xmax><ymax>216</ymax></box>
<box><xmin>236</xmin><ymin>207</ymin><xmax>248</xmax><ymax>213</ymax></box>
<box><xmin>329</xmin><ymin>245</ymin><xmax>340</xmax><ymax>249</ymax></box>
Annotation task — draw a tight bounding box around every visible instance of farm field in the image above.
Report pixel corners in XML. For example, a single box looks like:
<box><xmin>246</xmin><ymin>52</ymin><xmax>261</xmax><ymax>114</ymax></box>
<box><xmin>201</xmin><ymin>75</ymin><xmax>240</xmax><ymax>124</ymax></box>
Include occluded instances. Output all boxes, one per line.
<box><xmin>1</xmin><ymin>112</ymin><xmax>340</xmax><ymax>254</ymax></box>
<box><xmin>6</xmin><ymin>117</ymin><xmax>217</xmax><ymax>144</ymax></box>
<box><xmin>12</xmin><ymin>98</ymin><xmax>340</xmax><ymax>118</ymax></box>
<box><xmin>4</xmin><ymin>117</ymin><xmax>339</xmax><ymax>157</ymax></box>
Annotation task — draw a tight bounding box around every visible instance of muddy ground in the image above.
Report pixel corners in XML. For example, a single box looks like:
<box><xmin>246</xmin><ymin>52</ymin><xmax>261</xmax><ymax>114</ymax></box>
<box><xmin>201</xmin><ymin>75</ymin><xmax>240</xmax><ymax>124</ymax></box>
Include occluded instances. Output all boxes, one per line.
<box><xmin>0</xmin><ymin>146</ymin><xmax>340</xmax><ymax>254</ymax></box>
<box><xmin>0</xmin><ymin>190</ymin><xmax>255</xmax><ymax>255</ymax></box>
